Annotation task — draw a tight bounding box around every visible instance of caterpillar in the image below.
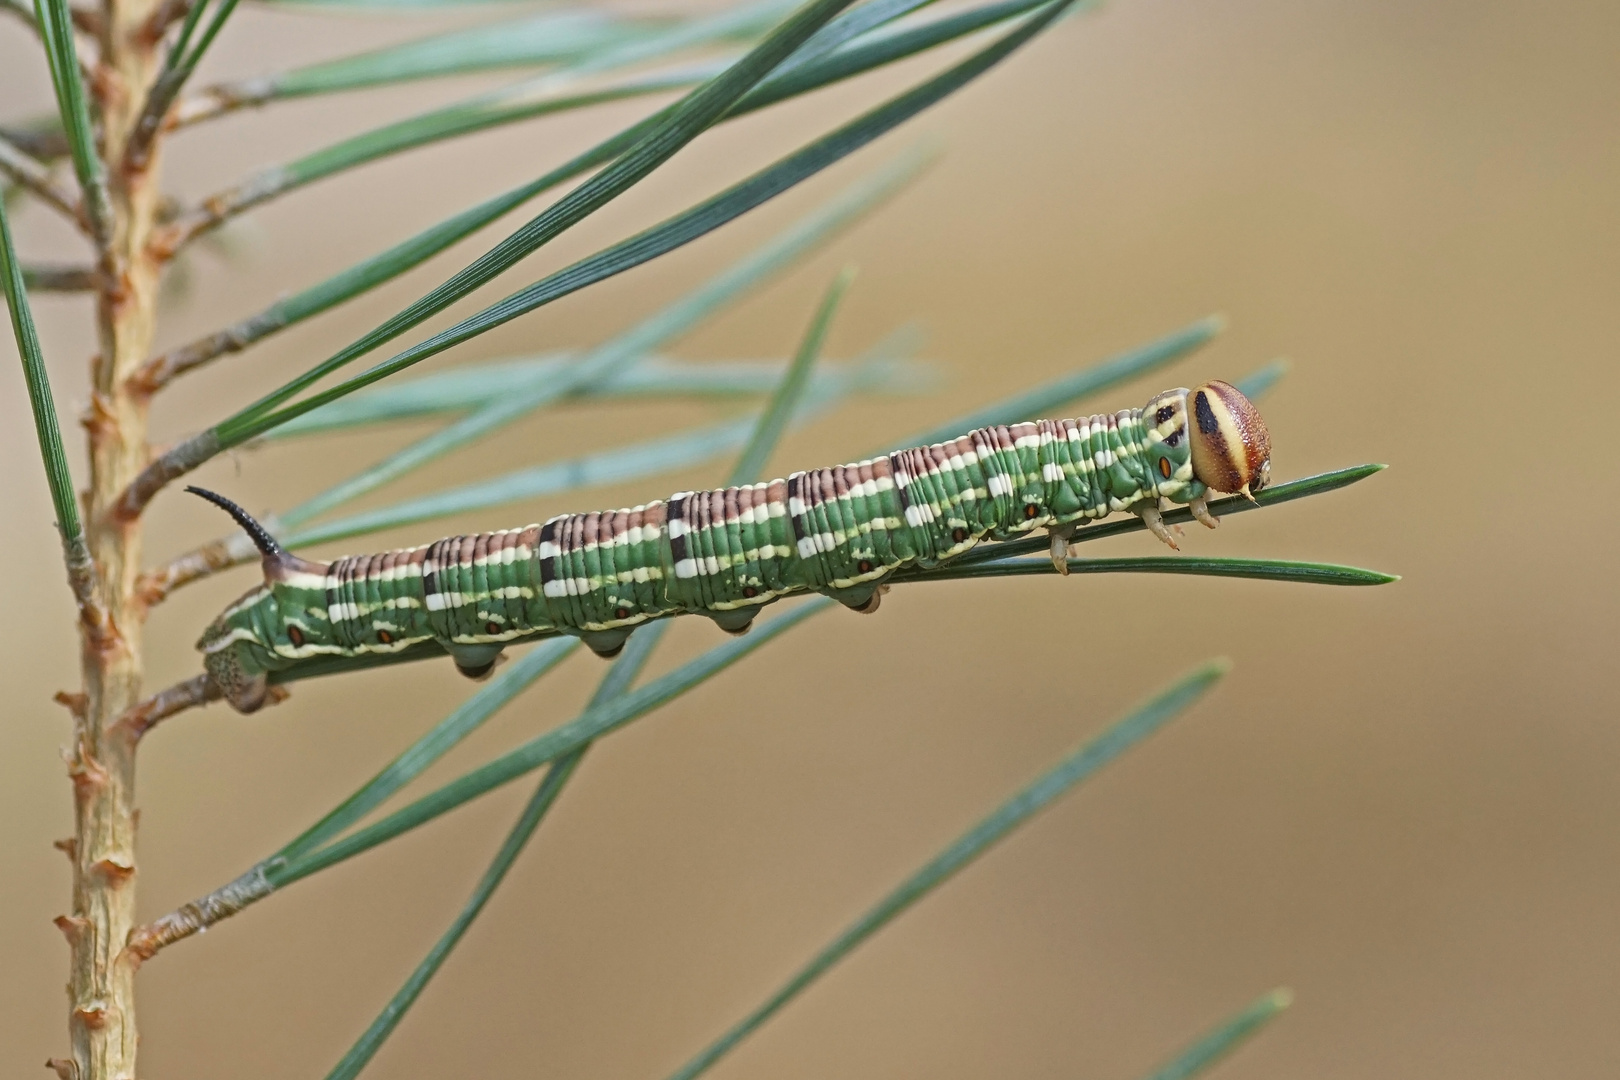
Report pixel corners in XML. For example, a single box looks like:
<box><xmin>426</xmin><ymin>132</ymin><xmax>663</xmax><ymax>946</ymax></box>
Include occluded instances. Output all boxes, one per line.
<box><xmin>193</xmin><ymin>380</ymin><xmax>1271</xmax><ymax>713</ymax></box>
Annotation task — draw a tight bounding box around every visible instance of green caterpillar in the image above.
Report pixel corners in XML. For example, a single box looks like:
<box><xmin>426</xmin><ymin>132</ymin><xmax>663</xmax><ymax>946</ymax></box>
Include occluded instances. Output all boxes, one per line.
<box><xmin>194</xmin><ymin>380</ymin><xmax>1272</xmax><ymax>713</ymax></box>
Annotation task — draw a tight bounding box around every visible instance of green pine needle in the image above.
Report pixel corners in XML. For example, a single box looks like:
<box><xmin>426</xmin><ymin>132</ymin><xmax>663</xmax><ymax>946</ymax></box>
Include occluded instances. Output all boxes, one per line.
<box><xmin>949</xmin><ymin>464</ymin><xmax>1389</xmax><ymax>568</ymax></box>
<box><xmin>907</xmin><ymin>554</ymin><xmax>1397</xmax><ymax>587</ymax></box>
<box><xmin>319</xmin><ymin>748</ymin><xmax>586</xmax><ymax>1080</ymax></box>
<box><xmin>218</xmin><ymin>0</ymin><xmax>867</xmax><ymax>437</ymax></box>
<box><xmin>777</xmin><ymin>0</ymin><xmax>941</xmax><ymax>75</ymax></box>
<box><xmin>1231</xmin><ymin>357</ymin><xmax>1289</xmax><ymax>401</ymax></box>
<box><xmin>277</xmin><ymin>150</ymin><xmax>926</xmax><ymax>529</ymax></box>
<box><xmin>183</xmin><ymin>0</ymin><xmax>243</xmax><ymax>72</ymax></box>
<box><xmin>313</xmin><ymin>276</ymin><xmax>844</xmax><ymax>1080</ymax></box>
<box><xmin>269</xmin><ymin>69</ymin><xmax>718</xmax><ymax>201</ymax></box>
<box><xmin>140</xmin><ymin>0</ymin><xmax>1043</xmax><ymax>397</ymax></box>
<box><xmin>1139</xmin><ymin>989</ymin><xmax>1293</xmax><ymax>1080</ymax></box>
<box><xmin>728</xmin><ymin>266</ymin><xmax>856</xmax><ymax>486</ymax></box>
<box><xmin>163</xmin><ymin>0</ymin><xmax>211</xmax><ymax>70</ymax></box>
<box><xmin>265</xmin><ymin>598</ymin><xmax>831</xmax><ymax>888</ymax></box>
<box><xmin>279</xmin><ymin>336</ymin><xmax>914</xmax><ymax>550</ymax></box>
<box><xmin>31</xmin><ymin>0</ymin><xmax>110</xmax><ymax>246</ymax></box>
<box><xmin>888</xmin><ymin>314</ymin><xmax>1222</xmax><ymax>451</ymax></box>
<box><xmin>265</xmin><ymin>350</ymin><xmax>928</xmax><ymax>438</ymax></box>
<box><xmin>256</xmin><ymin>276</ymin><xmax>849</xmax><ymax>891</ymax></box>
<box><xmin>0</xmin><ymin>193</ymin><xmax>88</xmax><ymax>576</ymax></box>
<box><xmin>264</xmin><ymin>10</ymin><xmax>675</xmax><ymax>99</ymax></box>
<box><xmin>663</xmin><ymin>661</ymin><xmax>1230</xmax><ymax>1080</ymax></box>
<box><xmin>225</xmin><ymin>0</ymin><xmax>1082</xmax><ymax>444</ymax></box>
<box><xmin>281</xmin><ymin>639</ymin><xmax>578</xmax><ymax>862</ymax></box>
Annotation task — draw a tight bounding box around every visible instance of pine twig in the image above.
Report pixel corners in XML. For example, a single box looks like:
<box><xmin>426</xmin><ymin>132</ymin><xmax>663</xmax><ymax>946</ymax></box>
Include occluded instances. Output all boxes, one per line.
<box><xmin>134</xmin><ymin>529</ymin><xmax>259</xmax><ymax>606</ymax></box>
<box><xmin>0</xmin><ymin>134</ymin><xmax>87</xmax><ymax>228</ymax></box>
<box><xmin>108</xmin><ymin>675</ymin><xmax>224</xmax><ymax>741</ymax></box>
<box><xmin>128</xmin><ymin>312</ymin><xmax>276</xmax><ymax>393</ymax></box>
<box><xmin>0</xmin><ymin>124</ymin><xmax>70</xmax><ymax>160</ymax></box>
<box><xmin>0</xmin><ymin>179</ymin><xmax>108</xmax><ymax>638</ymax></box>
<box><xmin>169</xmin><ymin>77</ymin><xmax>273</xmax><ymax>127</ymax></box>
<box><xmin>125</xmin><ymin>865</ymin><xmax>274</xmax><ymax>965</ymax></box>
<box><xmin>23</xmin><ymin>262</ymin><xmax>98</xmax><ymax>291</ymax></box>
<box><xmin>123</xmin><ymin>0</ymin><xmax>244</xmax><ymax>174</ymax></box>
<box><xmin>117</xmin><ymin>0</ymin><xmax>1073</xmax><ymax>519</ymax></box>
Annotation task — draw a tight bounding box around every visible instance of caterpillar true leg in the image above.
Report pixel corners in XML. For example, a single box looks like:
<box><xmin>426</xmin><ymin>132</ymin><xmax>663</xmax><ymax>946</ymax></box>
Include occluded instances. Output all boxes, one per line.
<box><xmin>1047</xmin><ymin>523</ymin><xmax>1077</xmax><ymax>576</ymax></box>
<box><xmin>1134</xmin><ymin>502</ymin><xmax>1180</xmax><ymax>551</ymax></box>
<box><xmin>1190</xmin><ymin>495</ymin><xmax>1220</xmax><ymax>529</ymax></box>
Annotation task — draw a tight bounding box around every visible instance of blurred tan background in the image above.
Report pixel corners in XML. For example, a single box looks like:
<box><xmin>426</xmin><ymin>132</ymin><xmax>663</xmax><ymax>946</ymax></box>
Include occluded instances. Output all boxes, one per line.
<box><xmin>3</xmin><ymin>0</ymin><xmax>1618</xmax><ymax>1076</ymax></box>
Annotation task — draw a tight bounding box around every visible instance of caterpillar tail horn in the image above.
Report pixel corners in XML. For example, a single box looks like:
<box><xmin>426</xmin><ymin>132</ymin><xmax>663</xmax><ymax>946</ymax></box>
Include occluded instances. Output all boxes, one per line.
<box><xmin>186</xmin><ymin>486</ymin><xmax>326</xmax><ymax>584</ymax></box>
<box><xmin>186</xmin><ymin>486</ymin><xmax>282</xmax><ymax>557</ymax></box>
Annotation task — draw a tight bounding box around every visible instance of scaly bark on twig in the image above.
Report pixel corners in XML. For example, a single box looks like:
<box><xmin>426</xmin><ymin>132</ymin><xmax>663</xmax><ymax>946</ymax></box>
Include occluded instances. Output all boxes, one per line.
<box><xmin>57</xmin><ymin>0</ymin><xmax>171</xmax><ymax>1073</ymax></box>
<box><xmin>126</xmin><ymin>865</ymin><xmax>276</xmax><ymax>961</ymax></box>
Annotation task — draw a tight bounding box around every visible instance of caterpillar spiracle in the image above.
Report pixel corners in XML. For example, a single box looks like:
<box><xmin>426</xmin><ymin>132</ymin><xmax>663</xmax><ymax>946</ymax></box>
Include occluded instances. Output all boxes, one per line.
<box><xmin>193</xmin><ymin>379</ymin><xmax>1271</xmax><ymax>713</ymax></box>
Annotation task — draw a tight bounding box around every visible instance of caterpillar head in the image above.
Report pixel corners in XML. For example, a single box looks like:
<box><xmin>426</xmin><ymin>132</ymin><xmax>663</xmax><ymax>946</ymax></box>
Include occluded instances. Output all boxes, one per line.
<box><xmin>1187</xmin><ymin>380</ymin><xmax>1272</xmax><ymax>499</ymax></box>
<box><xmin>188</xmin><ymin>486</ymin><xmax>330</xmax><ymax>713</ymax></box>
<box><xmin>200</xmin><ymin>619</ymin><xmax>273</xmax><ymax>713</ymax></box>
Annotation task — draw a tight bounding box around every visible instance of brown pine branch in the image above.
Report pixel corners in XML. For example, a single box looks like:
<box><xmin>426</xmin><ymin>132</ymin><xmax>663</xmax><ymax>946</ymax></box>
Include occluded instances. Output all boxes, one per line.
<box><xmin>170</xmin><ymin>76</ymin><xmax>274</xmax><ymax>129</ymax></box>
<box><xmin>109</xmin><ymin>674</ymin><xmax>220</xmax><ymax>741</ymax></box>
<box><xmin>0</xmin><ymin>135</ymin><xmax>88</xmax><ymax>229</ymax></box>
<box><xmin>150</xmin><ymin>171</ymin><xmax>281</xmax><ymax>255</ymax></box>
<box><xmin>125</xmin><ymin>865</ymin><xmax>275</xmax><ymax>963</ymax></box>
<box><xmin>0</xmin><ymin>124</ymin><xmax>71</xmax><ymax>160</ymax></box>
<box><xmin>24</xmin><ymin>262</ymin><xmax>100</xmax><ymax>291</ymax></box>
<box><xmin>128</xmin><ymin>308</ymin><xmax>277</xmax><ymax>394</ymax></box>
<box><xmin>135</xmin><ymin>528</ymin><xmax>258</xmax><ymax>606</ymax></box>
<box><xmin>50</xmin><ymin>0</ymin><xmax>178</xmax><ymax>1072</ymax></box>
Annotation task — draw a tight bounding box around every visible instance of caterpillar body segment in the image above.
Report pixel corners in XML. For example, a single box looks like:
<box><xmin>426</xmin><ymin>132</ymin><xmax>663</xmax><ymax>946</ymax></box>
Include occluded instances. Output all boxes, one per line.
<box><xmin>194</xmin><ymin>381</ymin><xmax>1271</xmax><ymax>713</ymax></box>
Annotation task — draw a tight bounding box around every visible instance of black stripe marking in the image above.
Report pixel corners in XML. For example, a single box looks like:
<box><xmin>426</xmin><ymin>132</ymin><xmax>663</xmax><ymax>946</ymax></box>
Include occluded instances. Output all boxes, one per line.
<box><xmin>668</xmin><ymin>494</ymin><xmax>690</xmax><ymax>567</ymax></box>
<box><xmin>1195</xmin><ymin>391</ymin><xmax>1219</xmax><ymax>435</ymax></box>
<box><xmin>786</xmin><ymin>473</ymin><xmax>810</xmax><ymax>550</ymax></box>
<box><xmin>538</xmin><ymin>520</ymin><xmax>558</xmax><ymax>587</ymax></box>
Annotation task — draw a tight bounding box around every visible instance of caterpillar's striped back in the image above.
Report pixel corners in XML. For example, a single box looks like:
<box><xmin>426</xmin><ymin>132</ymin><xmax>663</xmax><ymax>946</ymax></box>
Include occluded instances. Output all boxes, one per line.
<box><xmin>195</xmin><ymin>380</ymin><xmax>1271</xmax><ymax>713</ymax></box>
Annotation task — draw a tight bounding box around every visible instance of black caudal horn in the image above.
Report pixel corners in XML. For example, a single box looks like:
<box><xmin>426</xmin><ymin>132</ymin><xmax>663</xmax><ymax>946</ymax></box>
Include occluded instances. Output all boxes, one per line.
<box><xmin>186</xmin><ymin>486</ymin><xmax>283</xmax><ymax>558</ymax></box>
